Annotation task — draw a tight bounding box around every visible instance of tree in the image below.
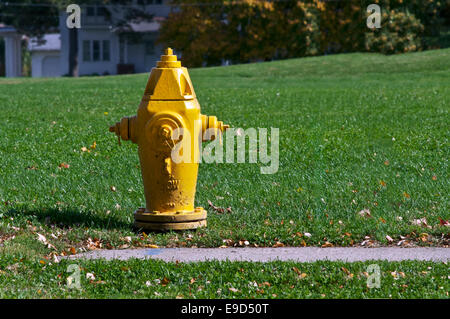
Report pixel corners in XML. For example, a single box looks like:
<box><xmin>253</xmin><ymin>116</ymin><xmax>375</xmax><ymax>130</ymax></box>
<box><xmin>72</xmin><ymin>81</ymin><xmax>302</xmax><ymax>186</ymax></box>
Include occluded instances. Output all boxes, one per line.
<box><xmin>158</xmin><ymin>0</ymin><xmax>320</xmax><ymax>67</ymax></box>
<box><xmin>1</xmin><ymin>0</ymin><xmax>154</xmax><ymax>77</ymax></box>
<box><xmin>0</xmin><ymin>0</ymin><xmax>59</xmax><ymax>38</ymax></box>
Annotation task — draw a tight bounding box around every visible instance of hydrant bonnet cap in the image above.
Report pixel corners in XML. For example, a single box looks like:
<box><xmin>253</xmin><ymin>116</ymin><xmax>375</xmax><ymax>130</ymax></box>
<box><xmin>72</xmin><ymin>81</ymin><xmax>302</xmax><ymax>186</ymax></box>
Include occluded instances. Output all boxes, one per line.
<box><xmin>157</xmin><ymin>47</ymin><xmax>181</xmax><ymax>68</ymax></box>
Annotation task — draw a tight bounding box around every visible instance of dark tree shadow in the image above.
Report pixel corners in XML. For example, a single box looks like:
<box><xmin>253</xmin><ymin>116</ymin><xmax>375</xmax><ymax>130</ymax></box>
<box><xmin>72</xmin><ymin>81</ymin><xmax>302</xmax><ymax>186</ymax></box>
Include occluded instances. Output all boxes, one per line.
<box><xmin>5</xmin><ymin>207</ymin><xmax>133</xmax><ymax>231</ymax></box>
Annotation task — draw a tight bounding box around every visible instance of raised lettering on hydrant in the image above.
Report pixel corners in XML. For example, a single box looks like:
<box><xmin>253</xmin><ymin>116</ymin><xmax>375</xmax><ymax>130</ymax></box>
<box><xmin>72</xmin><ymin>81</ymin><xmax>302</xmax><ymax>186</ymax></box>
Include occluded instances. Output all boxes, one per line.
<box><xmin>109</xmin><ymin>48</ymin><xmax>229</xmax><ymax>231</ymax></box>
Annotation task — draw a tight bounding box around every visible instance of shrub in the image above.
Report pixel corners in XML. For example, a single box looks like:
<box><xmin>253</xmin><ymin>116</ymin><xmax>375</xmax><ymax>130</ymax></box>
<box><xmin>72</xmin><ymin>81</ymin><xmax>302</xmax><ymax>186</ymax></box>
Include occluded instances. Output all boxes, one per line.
<box><xmin>158</xmin><ymin>0</ymin><xmax>320</xmax><ymax>67</ymax></box>
<box><xmin>365</xmin><ymin>9</ymin><xmax>424</xmax><ymax>54</ymax></box>
<box><xmin>318</xmin><ymin>0</ymin><xmax>365</xmax><ymax>54</ymax></box>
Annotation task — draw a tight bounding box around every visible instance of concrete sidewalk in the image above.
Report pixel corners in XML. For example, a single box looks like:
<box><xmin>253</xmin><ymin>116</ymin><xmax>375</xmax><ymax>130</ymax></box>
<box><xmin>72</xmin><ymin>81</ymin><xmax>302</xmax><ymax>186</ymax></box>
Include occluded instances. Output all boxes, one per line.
<box><xmin>65</xmin><ymin>247</ymin><xmax>450</xmax><ymax>263</ymax></box>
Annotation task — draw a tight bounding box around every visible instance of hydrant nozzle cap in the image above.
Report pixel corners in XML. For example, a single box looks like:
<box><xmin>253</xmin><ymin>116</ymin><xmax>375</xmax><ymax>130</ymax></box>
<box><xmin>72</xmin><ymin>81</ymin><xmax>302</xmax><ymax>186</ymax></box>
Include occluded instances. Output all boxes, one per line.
<box><xmin>157</xmin><ymin>47</ymin><xmax>181</xmax><ymax>68</ymax></box>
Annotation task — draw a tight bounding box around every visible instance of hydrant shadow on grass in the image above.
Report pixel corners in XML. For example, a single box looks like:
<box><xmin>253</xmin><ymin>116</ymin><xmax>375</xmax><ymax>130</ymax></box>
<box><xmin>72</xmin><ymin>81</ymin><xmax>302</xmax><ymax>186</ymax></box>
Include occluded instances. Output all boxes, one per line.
<box><xmin>5</xmin><ymin>207</ymin><xmax>132</xmax><ymax>231</ymax></box>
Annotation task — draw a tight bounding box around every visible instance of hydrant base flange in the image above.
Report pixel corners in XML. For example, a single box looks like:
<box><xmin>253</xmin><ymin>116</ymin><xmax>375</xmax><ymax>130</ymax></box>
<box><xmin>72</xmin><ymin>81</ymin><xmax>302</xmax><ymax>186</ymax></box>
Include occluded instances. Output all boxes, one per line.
<box><xmin>134</xmin><ymin>207</ymin><xmax>207</xmax><ymax>231</ymax></box>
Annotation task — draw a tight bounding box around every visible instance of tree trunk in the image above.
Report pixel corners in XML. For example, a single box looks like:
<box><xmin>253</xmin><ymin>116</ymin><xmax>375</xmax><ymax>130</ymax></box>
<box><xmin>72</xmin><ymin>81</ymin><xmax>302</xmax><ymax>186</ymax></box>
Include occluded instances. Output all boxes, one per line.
<box><xmin>68</xmin><ymin>27</ymin><xmax>78</xmax><ymax>77</ymax></box>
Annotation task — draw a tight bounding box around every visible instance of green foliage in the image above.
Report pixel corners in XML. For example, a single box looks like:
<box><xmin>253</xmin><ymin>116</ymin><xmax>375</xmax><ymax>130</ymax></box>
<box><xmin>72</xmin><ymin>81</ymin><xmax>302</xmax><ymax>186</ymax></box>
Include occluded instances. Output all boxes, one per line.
<box><xmin>318</xmin><ymin>0</ymin><xmax>365</xmax><ymax>54</ymax></box>
<box><xmin>0</xmin><ymin>0</ymin><xmax>59</xmax><ymax>37</ymax></box>
<box><xmin>365</xmin><ymin>9</ymin><xmax>424</xmax><ymax>54</ymax></box>
<box><xmin>160</xmin><ymin>0</ymin><xmax>447</xmax><ymax>65</ymax></box>
<box><xmin>159</xmin><ymin>0</ymin><xmax>322</xmax><ymax>67</ymax></box>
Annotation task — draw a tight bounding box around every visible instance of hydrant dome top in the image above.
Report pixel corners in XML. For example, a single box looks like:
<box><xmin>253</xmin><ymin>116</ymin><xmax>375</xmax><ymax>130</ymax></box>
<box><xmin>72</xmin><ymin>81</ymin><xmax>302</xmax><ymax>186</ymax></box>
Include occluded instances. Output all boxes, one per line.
<box><xmin>157</xmin><ymin>47</ymin><xmax>182</xmax><ymax>68</ymax></box>
<box><xmin>144</xmin><ymin>47</ymin><xmax>195</xmax><ymax>100</ymax></box>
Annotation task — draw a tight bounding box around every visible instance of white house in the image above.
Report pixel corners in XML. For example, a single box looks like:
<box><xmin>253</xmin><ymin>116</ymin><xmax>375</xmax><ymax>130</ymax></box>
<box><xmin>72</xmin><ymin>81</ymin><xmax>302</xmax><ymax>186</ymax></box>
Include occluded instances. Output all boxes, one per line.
<box><xmin>58</xmin><ymin>2</ymin><xmax>171</xmax><ymax>76</ymax></box>
<box><xmin>1</xmin><ymin>1</ymin><xmax>172</xmax><ymax>77</ymax></box>
<box><xmin>28</xmin><ymin>33</ymin><xmax>62</xmax><ymax>77</ymax></box>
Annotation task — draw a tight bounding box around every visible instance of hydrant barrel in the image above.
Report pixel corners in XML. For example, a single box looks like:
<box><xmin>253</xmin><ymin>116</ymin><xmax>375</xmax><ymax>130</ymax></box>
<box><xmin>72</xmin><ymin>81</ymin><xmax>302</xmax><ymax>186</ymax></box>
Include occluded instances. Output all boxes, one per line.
<box><xmin>109</xmin><ymin>48</ymin><xmax>229</xmax><ymax>231</ymax></box>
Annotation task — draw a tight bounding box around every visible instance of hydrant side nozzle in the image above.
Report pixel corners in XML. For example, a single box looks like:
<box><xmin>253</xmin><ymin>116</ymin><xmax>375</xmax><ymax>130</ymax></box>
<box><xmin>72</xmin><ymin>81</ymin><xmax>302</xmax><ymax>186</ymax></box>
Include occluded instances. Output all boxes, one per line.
<box><xmin>200</xmin><ymin>114</ymin><xmax>230</xmax><ymax>143</ymax></box>
<box><xmin>109</xmin><ymin>116</ymin><xmax>137</xmax><ymax>145</ymax></box>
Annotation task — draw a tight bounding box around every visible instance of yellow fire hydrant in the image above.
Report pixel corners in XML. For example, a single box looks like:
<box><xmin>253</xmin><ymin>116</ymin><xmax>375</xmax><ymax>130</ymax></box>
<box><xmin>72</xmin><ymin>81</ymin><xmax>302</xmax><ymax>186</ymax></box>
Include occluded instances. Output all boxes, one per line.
<box><xmin>109</xmin><ymin>48</ymin><xmax>229</xmax><ymax>231</ymax></box>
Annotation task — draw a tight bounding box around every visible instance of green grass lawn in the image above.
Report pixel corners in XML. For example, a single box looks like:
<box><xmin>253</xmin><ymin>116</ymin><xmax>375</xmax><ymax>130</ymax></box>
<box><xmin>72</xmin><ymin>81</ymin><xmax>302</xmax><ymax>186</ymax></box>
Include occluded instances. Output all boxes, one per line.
<box><xmin>1</xmin><ymin>48</ymin><xmax>448</xmax><ymax>253</ymax></box>
<box><xmin>0</xmin><ymin>257</ymin><xmax>448</xmax><ymax>298</ymax></box>
<box><xmin>0</xmin><ymin>49</ymin><xmax>449</xmax><ymax>298</ymax></box>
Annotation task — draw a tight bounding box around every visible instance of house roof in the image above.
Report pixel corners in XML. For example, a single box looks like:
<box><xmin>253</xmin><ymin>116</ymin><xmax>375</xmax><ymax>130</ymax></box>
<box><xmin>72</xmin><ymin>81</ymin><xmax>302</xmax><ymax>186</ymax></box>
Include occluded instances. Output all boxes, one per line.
<box><xmin>28</xmin><ymin>33</ymin><xmax>61</xmax><ymax>52</ymax></box>
<box><xmin>0</xmin><ymin>24</ymin><xmax>18</xmax><ymax>35</ymax></box>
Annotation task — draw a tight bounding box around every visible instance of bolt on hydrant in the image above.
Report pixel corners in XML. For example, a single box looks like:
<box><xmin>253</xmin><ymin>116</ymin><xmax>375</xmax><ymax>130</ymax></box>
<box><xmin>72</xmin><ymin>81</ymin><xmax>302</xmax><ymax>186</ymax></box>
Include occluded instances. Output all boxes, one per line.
<box><xmin>109</xmin><ymin>48</ymin><xmax>229</xmax><ymax>231</ymax></box>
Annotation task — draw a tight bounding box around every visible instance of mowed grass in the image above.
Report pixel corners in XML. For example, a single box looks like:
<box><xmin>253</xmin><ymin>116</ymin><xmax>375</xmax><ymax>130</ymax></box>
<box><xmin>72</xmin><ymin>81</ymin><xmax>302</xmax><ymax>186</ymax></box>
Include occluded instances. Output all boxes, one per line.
<box><xmin>0</xmin><ymin>49</ymin><xmax>449</xmax><ymax>259</ymax></box>
<box><xmin>0</xmin><ymin>257</ymin><xmax>448</xmax><ymax>298</ymax></box>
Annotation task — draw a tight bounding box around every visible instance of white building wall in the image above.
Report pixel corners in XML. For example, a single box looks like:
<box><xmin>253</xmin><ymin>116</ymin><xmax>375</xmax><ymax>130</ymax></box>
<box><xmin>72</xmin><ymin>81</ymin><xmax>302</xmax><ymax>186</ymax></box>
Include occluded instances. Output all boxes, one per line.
<box><xmin>58</xmin><ymin>2</ymin><xmax>171</xmax><ymax>76</ymax></box>
<box><xmin>78</xmin><ymin>28</ymin><xmax>117</xmax><ymax>76</ymax></box>
<box><xmin>4</xmin><ymin>34</ymin><xmax>22</xmax><ymax>77</ymax></box>
<box><xmin>31</xmin><ymin>51</ymin><xmax>61</xmax><ymax>77</ymax></box>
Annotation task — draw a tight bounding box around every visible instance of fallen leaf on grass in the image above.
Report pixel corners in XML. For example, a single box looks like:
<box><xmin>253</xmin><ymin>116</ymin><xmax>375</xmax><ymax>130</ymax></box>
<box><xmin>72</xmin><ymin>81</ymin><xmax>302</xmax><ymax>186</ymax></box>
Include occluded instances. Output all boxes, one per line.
<box><xmin>58</xmin><ymin>163</ymin><xmax>70</xmax><ymax>169</ymax></box>
<box><xmin>229</xmin><ymin>287</ymin><xmax>239</xmax><ymax>293</ymax></box>
<box><xmin>207</xmin><ymin>200</ymin><xmax>231</xmax><ymax>214</ymax></box>
<box><xmin>87</xmin><ymin>237</ymin><xmax>102</xmax><ymax>250</ymax></box>
<box><xmin>161</xmin><ymin>277</ymin><xmax>170</xmax><ymax>286</ymax></box>
<box><xmin>358</xmin><ymin>209</ymin><xmax>371</xmax><ymax>218</ymax></box>
<box><xmin>438</xmin><ymin>218</ymin><xmax>449</xmax><ymax>227</ymax></box>
<box><xmin>272</xmin><ymin>241</ymin><xmax>284</xmax><ymax>247</ymax></box>
<box><xmin>292</xmin><ymin>267</ymin><xmax>301</xmax><ymax>275</ymax></box>
<box><xmin>36</xmin><ymin>233</ymin><xmax>56</xmax><ymax>250</ymax></box>
<box><xmin>419</xmin><ymin>233</ymin><xmax>430</xmax><ymax>242</ymax></box>
<box><xmin>292</xmin><ymin>267</ymin><xmax>307</xmax><ymax>278</ymax></box>
<box><xmin>123</xmin><ymin>236</ymin><xmax>132</xmax><ymax>243</ymax></box>
<box><xmin>412</xmin><ymin>218</ymin><xmax>431</xmax><ymax>229</ymax></box>
<box><xmin>341</xmin><ymin>267</ymin><xmax>350</xmax><ymax>275</ymax></box>
<box><xmin>385</xmin><ymin>235</ymin><xmax>393</xmax><ymax>243</ymax></box>
<box><xmin>321</xmin><ymin>241</ymin><xmax>333</xmax><ymax>248</ymax></box>
<box><xmin>37</xmin><ymin>233</ymin><xmax>47</xmax><ymax>244</ymax></box>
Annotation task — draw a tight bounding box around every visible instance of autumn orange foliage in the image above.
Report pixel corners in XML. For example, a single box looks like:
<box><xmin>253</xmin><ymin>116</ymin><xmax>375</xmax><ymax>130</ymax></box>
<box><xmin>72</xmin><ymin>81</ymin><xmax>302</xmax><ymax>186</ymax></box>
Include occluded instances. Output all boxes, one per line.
<box><xmin>158</xmin><ymin>0</ymin><xmax>444</xmax><ymax>67</ymax></box>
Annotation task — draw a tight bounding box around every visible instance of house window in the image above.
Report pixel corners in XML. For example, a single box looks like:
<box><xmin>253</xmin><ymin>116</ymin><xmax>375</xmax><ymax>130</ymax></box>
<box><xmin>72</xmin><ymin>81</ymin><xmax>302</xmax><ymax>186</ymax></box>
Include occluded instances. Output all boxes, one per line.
<box><xmin>102</xmin><ymin>40</ymin><xmax>110</xmax><ymax>61</ymax></box>
<box><xmin>93</xmin><ymin>40</ymin><xmax>100</xmax><ymax>61</ymax></box>
<box><xmin>97</xmin><ymin>6</ymin><xmax>107</xmax><ymax>16</ymax></box>
<box><xmin>84</xmin><ymin>40</ymin><xmax>111</xmax><ymax>62</ymax></box>
<box><xmin>86</xmin><ymin>6</ymin><xmax>95</xmax><ymax>16</ymax></box>
<box><xmin>119</xmin><ymin>38</ymin><xmax>125</xmax><ymax>64</ymax></box>
<box><xmin>83</xmin><ymin>40</ymin><xmax>91</xmax><ymax>61</ymax></box>
<box><xmin>86</xmin><ymin>5</ymin><xmax>107</xmax><ymax>16</ymax></box>
<box><xmin>145</xmin><ymin>40</ymin><xmax>154</xmax><ymax>55</ymax></box>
